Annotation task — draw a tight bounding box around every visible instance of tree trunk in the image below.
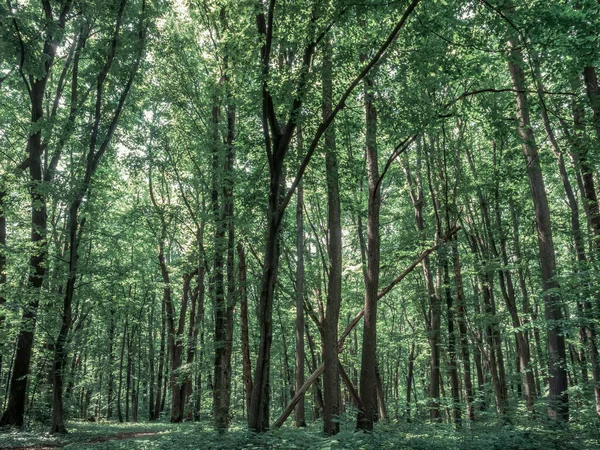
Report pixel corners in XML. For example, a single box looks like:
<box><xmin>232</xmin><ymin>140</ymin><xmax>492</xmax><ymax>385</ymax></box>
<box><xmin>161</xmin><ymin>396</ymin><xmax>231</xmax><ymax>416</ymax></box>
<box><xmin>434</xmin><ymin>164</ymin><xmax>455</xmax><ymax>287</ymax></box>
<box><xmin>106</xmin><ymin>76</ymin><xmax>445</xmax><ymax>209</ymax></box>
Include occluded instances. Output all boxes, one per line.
<box><xmin>213</xmin><ymin>89</ymin><xmax>236</xmax><ymax>430</ymax></box>
<box><xmin>0</xmin><ymin>3</ymin><xmax>72</xmax><ymax>424</ymax></box>
<box><xmin>583</xmin><ymin>66</ymin><xmax>600</xmax><ymax>146</ymax></box>
<box><xmin>51</xmin><ymin>197</ymin><xmax>86</xmax><ymax>434</ymax></box>
<box><xmin>0</xmin><ymin>83</ymin><xmax>48</xmax><ymax>428</ymax></box>
<box><xmin>322</xmin><ymin>36</ymin><xmax>342</xmax><ymax>436</ymax></box>
<box><xmin>107</xmin><ymin>311</ymin><xmax>115</xmax><ymax>420</ymax></box>
<box><xmin>153</xmin><ymin>302</ymin><xmax>166</xmax><ymax>420</ymax></box>
<box><xmin>294</xmin><ymin>129</ymin><xmax>306</xmax><ymax>427</ymax></box>
<box><xmin>452</xmin><ymin>238</ymin><xmax>474</xmax><ymax>421</ymax></box>
<box><xmin>148</xmin><ymin>306</ymin><xmax>156</xmax><ymax>420</ymax></box>
<box><xmin>443</xmin><ymin>261</ymin><xmax>461</xmax><ymax>428</ymax></box>
<box><xmin>405</xmin><ymin>342</ymin><xmax>415</xmax><ymax>420</ymax></box>
<box><xmin>0</xmin><ymin>190</ymin><xmax>6</xmax><ymax>313</ymax></box>
<box><xmin>401</xmin><ymin>145</ymin><xmax>441</xmax><ymax>422</ymax></box>
<box><xmin>238</xmin><ymin>243</ymin><xmax>253</xmax><ymax>419</ymax></box>
<box><xmin>117</xmin><ymin>319</ymin><xmax>127</xmax><ymax>423</ymax></box>
<box><xmin>507</xmin><ymin>39</ymin><xmax>568</xmax><ymax>421</ymax></box>
<box><xmin>356</xmin><ymin>62</ymin><xmax>380</xmax><ymax>432</ymax></box>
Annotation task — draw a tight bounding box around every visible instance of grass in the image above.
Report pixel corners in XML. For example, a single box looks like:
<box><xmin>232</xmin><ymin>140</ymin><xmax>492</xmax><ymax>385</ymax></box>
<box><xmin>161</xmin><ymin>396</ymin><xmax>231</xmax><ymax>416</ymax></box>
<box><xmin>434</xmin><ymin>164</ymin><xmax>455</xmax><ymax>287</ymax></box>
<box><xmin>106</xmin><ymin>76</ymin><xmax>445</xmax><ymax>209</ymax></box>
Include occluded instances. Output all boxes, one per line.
<box><xmin>1</xmin><ymin>417</ymin><xmax>599</xmax><ymax>449</ymax></box>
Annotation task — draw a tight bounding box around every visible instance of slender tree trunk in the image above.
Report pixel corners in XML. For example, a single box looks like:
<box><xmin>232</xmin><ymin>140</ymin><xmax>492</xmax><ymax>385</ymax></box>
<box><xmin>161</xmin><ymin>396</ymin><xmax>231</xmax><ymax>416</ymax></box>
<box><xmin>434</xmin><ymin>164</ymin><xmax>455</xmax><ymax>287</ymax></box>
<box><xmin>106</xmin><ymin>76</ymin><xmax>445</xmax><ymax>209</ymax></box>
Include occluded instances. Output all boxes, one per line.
<box><xmin>294</xmin><ymin>130</ymin><xmax>307</xmax><ymax>427</ymax></box>
<box><xmin>107</xmin><ymin>311</ymin><xmax>115</xmax><ymax>420</ymax></box>
<box><xmin>0</xmin><ymin>4</ymin><xmax>72</xmax><ymax>424</ymax></box>
<box><xmin>444</xmin><ymin>261</ymin><xmax>461</xmax><ymax>428</ymax></box>
<box><xmin>213</xmin><ymin>91</ymin><xmax>236</xmax><ymax>431</ymax></box>
<box><xmin>148</xmin><ymin>307</ymin><xmax>156</xmax><ymax>420</ymax></box>
<box><xmin>0</xmin><ymin>190</ymin><xmax>6</xmax><ymax>314</ymax></box>
<box><xmin>117</xmin><ymin>319</ymin><xmax>127</xmax><ymax>423</ymax></box>
<box><xmin>322</xmin><ymin>36</ymin><xmax>342</xmax><ymax>436</ymax></box>
<box><xmin>507</xmin><ymin>39</ymin><xmax>568</xmax><ymax>421</ymax></box>
<box><xmin>375</xmin><ymin>365</ymin><xmax>388</xmax><ymax>422</ymax></box>
<box><xmin>0</xmin><ymin>189</ymin><xmax>5</xmax><ymax>403</ymax></box>
<box><xmin>126</xmin><ymin>327</ymin><xmax>133</xmax><ymax>422</ymax></box>
<box><xmin>305</xmin><ymin>320</ymin><xmax>324</xmax><ymax>420</ymax></box>
<box><xmin>452</xmin><ymin>238</ymin><xmax>474</xmax><ymax>421</ymax></box>
<box><xmin>356</xmin><ymin>62</ymin><xmax>380</xmax><ymax>432</ymax></box>
<box><xmin>405</xmin><ymin>343</ymin><xmax>415</xmax><ymax>420</ymax></box>
<box><xmin>401</xmin><ymin>146</ymin><xmax>441</xmax><ymax>421</ymax></box>
<box><xmin>153</xmin><ymin>302</ymin><xmax>166</xmax><ymax>420</ymax></box>
<box><xmin>51</xmin><ymin>199</ymin><xmax>85</xmax><ymax>433</ymax></box>
<box><xmin>238</xmin><ymin>243</ymin><xmax>253</xmax><ymax>419</ymax></box>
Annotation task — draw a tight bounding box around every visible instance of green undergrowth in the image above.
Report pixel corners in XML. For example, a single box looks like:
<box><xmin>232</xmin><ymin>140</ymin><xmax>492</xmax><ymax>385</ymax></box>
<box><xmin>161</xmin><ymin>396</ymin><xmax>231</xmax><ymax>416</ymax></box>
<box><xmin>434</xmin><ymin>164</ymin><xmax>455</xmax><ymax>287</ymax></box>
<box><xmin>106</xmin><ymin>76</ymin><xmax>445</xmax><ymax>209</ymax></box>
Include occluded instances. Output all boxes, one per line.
<box><xmin>1</xmin><ymin>418</ymin><xmax>599</xmax><ymax>449</ymax></box>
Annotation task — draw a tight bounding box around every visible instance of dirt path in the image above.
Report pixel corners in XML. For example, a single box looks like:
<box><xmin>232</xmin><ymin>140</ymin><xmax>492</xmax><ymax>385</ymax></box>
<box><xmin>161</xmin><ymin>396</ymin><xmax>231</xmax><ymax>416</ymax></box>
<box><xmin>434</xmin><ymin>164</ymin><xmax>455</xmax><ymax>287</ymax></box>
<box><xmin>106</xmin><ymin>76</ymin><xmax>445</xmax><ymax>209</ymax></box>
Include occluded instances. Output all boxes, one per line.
<box><xmin>4</xmin><ymin>430</ymin><xmax>162</xmax><ymax>449</ymax></box>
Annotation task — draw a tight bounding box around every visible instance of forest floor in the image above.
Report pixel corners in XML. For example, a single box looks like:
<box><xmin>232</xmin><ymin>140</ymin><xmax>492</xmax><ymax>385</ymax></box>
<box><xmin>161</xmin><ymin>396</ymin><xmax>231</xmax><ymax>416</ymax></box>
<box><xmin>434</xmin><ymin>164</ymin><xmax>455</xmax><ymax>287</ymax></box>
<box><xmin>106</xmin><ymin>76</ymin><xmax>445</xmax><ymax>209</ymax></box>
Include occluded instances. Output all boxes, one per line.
<box><xmin>1</xmin><ymin>417</ymin><xmax>599</xmax><ymax>449</ymax></box>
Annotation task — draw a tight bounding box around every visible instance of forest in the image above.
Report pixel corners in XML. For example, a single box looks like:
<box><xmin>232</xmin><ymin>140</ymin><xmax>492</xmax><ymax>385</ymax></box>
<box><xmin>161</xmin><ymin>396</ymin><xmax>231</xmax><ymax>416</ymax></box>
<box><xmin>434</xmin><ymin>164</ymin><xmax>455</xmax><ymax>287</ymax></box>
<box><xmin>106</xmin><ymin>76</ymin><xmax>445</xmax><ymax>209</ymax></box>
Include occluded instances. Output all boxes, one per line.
<box><xmin>1</xmin><ymin>0</ymin><xmax>600</xmax><ymax>448</ymax></box>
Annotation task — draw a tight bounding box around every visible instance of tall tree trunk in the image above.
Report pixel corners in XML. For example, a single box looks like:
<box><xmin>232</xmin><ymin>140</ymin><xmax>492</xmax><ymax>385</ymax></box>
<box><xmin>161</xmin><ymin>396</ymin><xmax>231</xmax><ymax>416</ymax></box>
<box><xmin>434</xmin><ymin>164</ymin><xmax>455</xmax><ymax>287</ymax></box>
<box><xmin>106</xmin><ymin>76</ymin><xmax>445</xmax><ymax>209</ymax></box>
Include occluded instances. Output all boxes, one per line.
<box><xmin>213</xmin><ymin>89</ymin><xmax>236</xmax><ymax>431</ymax></box>
<box><xmin>452</xmin><ymin>238</ymin><xmax>474</xmax><ymax>421</ymax></box>
<box><xmin>535</xmin><ymin>67</ymin><xmax>597</xmax><ymax>414</ymax></box>
<box><xmin>148</xmin><ymin>306</ymin><xmax>156</xmax><ymax>420</ymax></box>
<box><xmin>0</xmin><ymin>190</ymin><xmax>6</xmax><ymax>315</ymax></box>
<box><xmin>322</xmin><ymin>36</ymin><xmax>342</xmax><ymax>436</ymax></box>
<box><xmin>0</xmin><ymin>190</ymin><xmax>6</xmax><ymax>408</ymax></box>
<box><xmin>443</xmin><ymin>261</ymin><xmax>461</xmax><ymax>428</ymax></box>
<box><xmin>294</xmin><ymin>127</ymin><xmax>307</xmax><ymax>427</ymax></box>
<box><xmin>238</xmin><ymin>243</ymin><xmax>253</xmax><ymax>419</ymax></box>
<box><xmin>107</xmin><ymin>309</ymin><xmax>116</xmax><ymax>420</ymax></box>
<box><xmin>126</xmin><ymin>328</ymin><xmax>133</xmax><ymax>422</ymax></box>
<box><xmin>50</xmin><ymin>198</ymin><xmax>85</xmax><ymax>434</ymax></box>
<box><xmin>465</xmin><ymin>145</ymin><xmax>511</xmax><ymax>416</ymax></box>
<box><xmin>117</xmin><ymin>319</ymin><xmax>127</xmax><ymax>423</ymax></box>
<box><xmin>153</xmin><ymin>302</ymin><xmax>166</xmax><ymax>420</ymax></box>
<box><xmin>356</xmin><ymin>61</ymin><xmax>380</xmax><ymax>432</ymax></box>
<box><xmin>0</xmin><ymin>2</ymin><xmax>73</xmax><ymax>425</ymax></box>
<box><xmin>405</xmin><ymin>342</ymin><xmax>415</xmax><ymax>420</ymax></box>
<box><xmin>507</xmin><ymin>39</ymin><xmax>568</xmax><ymax>421</ymax></box>
<box><xmin>0</xmin><ymin>84</ymin><xmax>48</xmax><ymax>428</ymax></box>
<box><xmin>401</xmin><ymin>145</ymin><xmax>441</xmax><ymax>421</ymax></box>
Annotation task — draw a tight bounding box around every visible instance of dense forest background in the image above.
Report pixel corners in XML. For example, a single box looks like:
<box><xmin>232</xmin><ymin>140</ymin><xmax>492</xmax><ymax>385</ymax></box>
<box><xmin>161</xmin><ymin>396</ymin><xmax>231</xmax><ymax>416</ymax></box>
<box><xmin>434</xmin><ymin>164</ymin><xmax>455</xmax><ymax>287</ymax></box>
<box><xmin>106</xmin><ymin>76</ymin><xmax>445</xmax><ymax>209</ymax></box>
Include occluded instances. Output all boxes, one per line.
<box><xmin>1</xmin><ymin>0</ymin><xmax>600</xmax><ymax>447</ymax></box>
